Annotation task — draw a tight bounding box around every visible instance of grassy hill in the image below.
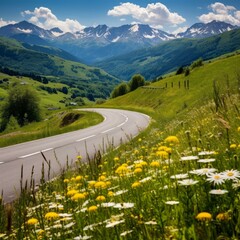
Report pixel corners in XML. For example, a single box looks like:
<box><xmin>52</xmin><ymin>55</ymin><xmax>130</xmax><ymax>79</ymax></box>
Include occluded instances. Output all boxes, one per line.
<box><xmin>0</xmin><ymin>37</ymin><xmax>120</xmax><ymax>99</ymax></box>
<box><xmin>103</xmin><ymin>52</ymin><xmax>240</xmax><ymax>121</ymax></box>
<box><xmin>97</xmin><ymin>28</ymin><xmax>240</xmax><ymax>80</ymax></box>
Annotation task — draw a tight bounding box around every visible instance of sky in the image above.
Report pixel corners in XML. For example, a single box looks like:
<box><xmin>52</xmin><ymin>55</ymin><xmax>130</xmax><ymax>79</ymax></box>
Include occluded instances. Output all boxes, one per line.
<box><xmin>0</xmin><ymin>0</ymin><xmax>240</xmax><ymax>34</ymax></box>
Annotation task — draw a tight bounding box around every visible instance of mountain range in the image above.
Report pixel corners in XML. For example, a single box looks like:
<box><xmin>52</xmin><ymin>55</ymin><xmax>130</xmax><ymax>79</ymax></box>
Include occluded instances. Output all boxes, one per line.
<box><xmin>0</xmin><ymin>20</ymin><xmax>238</xmax><ymax>63</ymax></box>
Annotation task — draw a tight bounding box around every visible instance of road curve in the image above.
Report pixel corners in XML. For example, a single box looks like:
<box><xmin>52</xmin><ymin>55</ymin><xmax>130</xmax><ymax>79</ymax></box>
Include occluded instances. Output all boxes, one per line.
<box><xmin>0</xmin><ymin>108</ymin><xmax>150</xmax><ymax>202</ymax></box>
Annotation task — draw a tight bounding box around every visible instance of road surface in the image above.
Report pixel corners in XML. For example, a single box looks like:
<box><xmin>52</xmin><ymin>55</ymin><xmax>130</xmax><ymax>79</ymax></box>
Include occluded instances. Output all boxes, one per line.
<box><xmin>0</xmin><ymin>108</ymin><xmax>150</xmax><ymax>202</ymax></box>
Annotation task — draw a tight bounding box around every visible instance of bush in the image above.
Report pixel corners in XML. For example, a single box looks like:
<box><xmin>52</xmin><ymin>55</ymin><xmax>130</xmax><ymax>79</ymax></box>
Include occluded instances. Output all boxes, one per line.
<box><xmin>129</xmin><ymin>74</ymin><xmax>145</xmax><ymax>91</ymax></box>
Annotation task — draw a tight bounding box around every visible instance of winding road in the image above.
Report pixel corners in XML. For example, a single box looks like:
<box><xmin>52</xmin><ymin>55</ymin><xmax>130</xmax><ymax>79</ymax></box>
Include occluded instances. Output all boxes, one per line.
<box><xmin>0</xmin><ymin>108</ymin><xmax>150</xmax><ymax>202</ymax></box>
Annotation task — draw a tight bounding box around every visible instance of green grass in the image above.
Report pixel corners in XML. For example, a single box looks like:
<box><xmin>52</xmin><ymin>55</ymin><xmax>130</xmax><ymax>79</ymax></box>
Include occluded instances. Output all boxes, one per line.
<box><xmin>0</xmin><ymin>110</ymin><xmax>103</xmax><ymax>147</ymax></box>
<box><xmin>0</xmin><ymin>53</ymin><xmax>240</xmax><ymax>239</ymax></box>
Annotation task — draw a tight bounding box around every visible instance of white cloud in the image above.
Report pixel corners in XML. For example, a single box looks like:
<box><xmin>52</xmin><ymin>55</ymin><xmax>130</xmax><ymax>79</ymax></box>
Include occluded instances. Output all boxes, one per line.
<box><xmin>0</xmin><ymin>18</ymin><xmax>16</xmax><ymax>27</ymax></box>
<box><xmin>199</xmin><ymin>2</ymin><xmax>240</xmax><ymax>26</ymax></box>
<box><xmin>107</xmin><ymin>2</ymin><xmax>185</xmax><ymax>29</ymax></box>
<box><xmin>22</xmin><ymin>7</ymin><xmax>84</xmax><ymax>33</ymax></box>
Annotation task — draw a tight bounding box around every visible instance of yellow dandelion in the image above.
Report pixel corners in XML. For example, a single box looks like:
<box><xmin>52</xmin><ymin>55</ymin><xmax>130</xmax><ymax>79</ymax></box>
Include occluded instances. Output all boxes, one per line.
<box><xmin>238</xmin><ymin>127</ymin><xmax>240</xmax><ymax>132</ymax></box>
<box><xmin>165</xmin><ymin>136</ymin><xmax>179</xmax><ymax>144</ymax></box>
<box><xmin>196</xmin><ymin>212</ymin><xmax>212</xmax><ymax>221</ymax></box>
<box><xmin>115</xmin><ymin>165</ymin><xmax>129</xmax><ymax>175</ymax></box>
<box><xmin>150</xmin><ymin>161</ymin><xmax>160</xmax><ymax>167</ymax></box>
<box><xmin>45</xmin><ymin>212</ymin><xmax>59</xmax><ymax>220</ymax></box>
<box><xmin>132</xmin><ymin>181</ymin><xmax>141</xmax><ymax>188</ymax></box>
<box><xmin>156</xmin><ymin>150</ymin><xmax>168</xmax><ymax>159</ymax></box>
<box><xmin>77</xmin><ymin>155</ymin><xmax>82</xmax><ymax>160</ymax></box>
<box><xmin>27</xmin><ymin>218</ymin><xmax>38</xmax><ymax>225</ymax></box>
<box><xmin>98</xmin><ymin>175</ymin><xmax>106</xmax><ymax>181</ymax></box>
<box><xmin>114</xmin><ymin>157</ymin><xmax>120</xmax><ymax>161</ymax></box>
<box><xmin>75</xmin><ymin>175</ymin><xmax>83</xmax><ymax>181</ymax></box>
<box><xmin>63</xmin><ymin>179</ymin><xmax>69</xmax><ymax>183</ymax></box>
<box><xmin>134</xmin><ymin>168</ymin><xmax>143</xmax><ymax>174</ymax></box>
<box><xmin>67</xmin><ymin>189</ymin><xmax>78</xmax><ymax>196</ymax></box>
<box><xmin>216</xmin><ymin>213</ymin><xmax>230</xmax><ymax>221</ymax></box>
<box><xmin>106</xmin><ymin>181</ymin><xmax>111</xmax><ymax>187</ymax></box>
<box><xmin>88</xmin><ymin>181</ymin><xmax>96</xmax><ymax>188</ymax></box>
<box><xmin>71</xmin><ymin>193</ymin><xmax>86</xmax><ymax>201</ymax></box>
<box><xmin>230</xmin><ymin>144</ymin><xmax>237</xmax><ymax>149</ymax></box>
<box><xmin>88</xmin><ymin>205</ymin><xmax>98</xmax><ymax>212</ymax></box>
<box><xmin>108</xmin><ymin>191</ymin><xmax>114</xmax><ymax>197</ymax></box>
<box><xmin>94</xmin><ymin>181</ymin><xmax>107</xmax><ymax>189</ymax></box>
<box><xmin>96</xmin><ymin>195</ymin><xmax>106</xmax><ymax>202</ymax></box>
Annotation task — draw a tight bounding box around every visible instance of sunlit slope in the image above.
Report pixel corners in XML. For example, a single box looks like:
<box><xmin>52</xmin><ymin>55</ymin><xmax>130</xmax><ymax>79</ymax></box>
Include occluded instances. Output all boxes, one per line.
<box><xmin>104</xmin><ymin>53</ymin><xmax>239</xmax><ymax>120</ymax></box>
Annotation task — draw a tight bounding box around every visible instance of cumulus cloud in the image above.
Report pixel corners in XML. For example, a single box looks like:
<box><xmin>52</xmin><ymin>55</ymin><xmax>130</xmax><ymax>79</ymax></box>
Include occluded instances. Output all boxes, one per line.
<box><xmin>199</xmin><ymin>2</ymin><xmax>240</xmax><ymax>26</ymax></box>
<box><xmin>172</xmin><ymin>26</ymin><xmax>188</xmax><ymax>35</ymax></box>
<box><xmin>107</xmin><ymin>2</ymin><xmax>185</xmax><ymax>29</ymax></box>
<box><xmin>0</xmin><ymin>18</ymin><xmax>16</xmax><ymax>27</ymax></box>
<box><xmin>22</xmin><ymin>7</ymin><xmax>84</xmax><ymax>33</ymax></box>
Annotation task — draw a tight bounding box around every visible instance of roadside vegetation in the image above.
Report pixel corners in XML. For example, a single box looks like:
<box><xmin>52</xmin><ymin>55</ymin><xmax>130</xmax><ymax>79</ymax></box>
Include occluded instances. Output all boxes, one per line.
<box><xmin>0</xmin><ymin>52</ymin><xmax>240</xmax><ymax>239</ymax></box>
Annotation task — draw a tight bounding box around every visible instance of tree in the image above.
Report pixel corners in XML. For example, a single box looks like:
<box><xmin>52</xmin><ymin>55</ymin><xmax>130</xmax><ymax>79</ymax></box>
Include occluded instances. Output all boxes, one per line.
<box><xmin>1</xmin><ymin>85</ymin><xmax>41</xmax><ymax>130</ymax></box>
<box><xmin>111</xmin><ymin>82</ymin><xmax>129</xmax><ymax>98</ymax></box>
<box><xmin>129</xmin><ymin>74</ymin><xmax>145</xmax><ymax>91</ymax></box>
<box><xmin>176</xmin><ymin>66</ymin><xmax>184</xmax><ymax>75</ymax></box>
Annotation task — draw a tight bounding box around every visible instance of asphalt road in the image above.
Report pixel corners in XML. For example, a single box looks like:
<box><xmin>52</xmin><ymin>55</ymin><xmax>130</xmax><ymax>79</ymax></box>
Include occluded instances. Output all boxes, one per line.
<box><xmin>0</xmin><ymin>108</ymin><xmax>150</xmax><ymax>202</ymax></box>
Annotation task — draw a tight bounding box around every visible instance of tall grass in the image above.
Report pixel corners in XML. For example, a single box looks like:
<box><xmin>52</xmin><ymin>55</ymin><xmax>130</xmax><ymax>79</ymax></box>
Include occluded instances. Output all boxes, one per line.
<box><xmin>0</xmin><ymin>54</ymin><xmax>239</xmax><ymax>239</ymax></box>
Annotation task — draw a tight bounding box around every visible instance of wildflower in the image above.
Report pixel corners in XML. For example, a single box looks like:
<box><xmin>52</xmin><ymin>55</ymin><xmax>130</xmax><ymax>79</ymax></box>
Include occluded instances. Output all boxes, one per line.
<box><xmin>132</xmin><ymin>181</ymin><xmax>141</xmax><ymax>188</ymax></box>
<box><xmin>114</xmin><ymin>189</ymin><xmax>128</xmax><ymax>196</ymax></box>
<box><xmin>178</xmin><ymin>179</ymin><xmax>199</xmax><ymax>186</ymax></box>
<box><xmin>206</xmin><ymin>173</ymin><xmax>225</xmax><ymax>185</ymax></box>
<box><xmin>222</xmin><ymin>169</ymin><xmax>240</xmax><ymax>181</ymax></box>
<box><xmin>74</xmin><ymin>235</ymin><xmax>92</xmax><ymax>240</ymax></box>
<box><xmin>156</xmin><ymin>151</ymin><xmax>168</xmax><ymax>159</ymax></box>
<box><xmin>238</xmin><ymin>127</ymin><xmax>240</xmax><ymax>132</ymax></box>
<box><xmin>216</xmin><ymin>212</ymin><xmax>230</xmax><ymax>221</ymax></box>
<box><xmin>106</xmin><ymin>219</ymin><xmax>125</xmax><ymax>228</ymax></box>
<box><xmin>101</xmin><ymin>202</ymin><xmax>116</xmax><ymax>207</ymax></box>
<box><xmin>45</xmin><ymin>212</ymin><xmax>59</xmax><ymax>220</ymax></box>
<box><xmin>77</xmin><ymin>155</ymin><xmax>82</xmax><ymax>160</ymax></box>
<box><xmin>165</xmin><ymin>136</ymin><xmax>179</xmax><ymax>144</ymax></box>
<box><xmin>196</xmin><ymin>212</ymin><xmax>212</xmax><ymax>221</ymax></box>
<box><xmin>114</xmin><ymin>202</ymin><xmax>134</xmax><ymax>209</ymax></box>
<box><xmin>150</xmin><ymin>161</ymin><xmax>160</xmax><ymax>167</ymax></box>
<box><xmin>115</xmin><ymin>165</ymin><xmax>129</xmax><ymax>175</ymax></box>
<box><xmin>114</xmin><ymin>157</ymin><xmax>120</xmax><ymax>161</ymax></box>
<box><xmin>75</xmin><ymin>175</ymin><xmax>83</xmax><ymax>181</ymax></box>
<box><xmin>139</xmin><ymin>177</ymin><xmax>152</xmax><ymax>183</ymax></box>
<box><xmin>209</xmin><ymin>189</ymin><xmax>228</xmax><ymax>195</ymax></box>
<box><xmin>88</xmin><ymin>181</ymin><xmax>96</xmax><ymax>188</ymax></box>
<box><xmin>96</xmin><ymin>196</ymin><xmax>106</xmax><ymax>202</ymax></box>
<box><xmin>190</xmin><ymin>168</ymin><xmax>217</xmax><ymax>176</ymax></box>
<box><xmin>88</xmin><ymin>206</ymin><xmax>98</xmax><ymax>212</ymax></box>
<box><xmin>198</xmin><ymin>151</ymin><xmax>215</xmax><ymax>156</ymax></box>
<box><xmin>98</xmin><ymin>175</ymin><xmax>106</xmax><ymax>181</ymax></box>
<box><xmin>72</xmin><ymin>193</ymin><xmax>86</xmax><ymax>201</ymax></box>
<box><xmin>134</xmin><ymin>168</ymin><xmax>143</xmax><ymax>174</ymax></box>
<box><xmin>180</xmin><ymin>156</ymin><xmax>199</xmax><ymax>161</ymax></box>
<box><xmin>230</xmin><ymin>144</ymin><xmax>237</xmax><ymax>149</ymax></box>
<box><xmin>108</xmin><ymin>191</ymin><xmax>114</xmax><ymax>197</ymax></box>
<box><xmin>94</xmin><ymin>181</ymin><xmax>107</xmax><ymax>189</ymax></box>
<box><xmin>120</xmin><ymin>230</ymin><xmax>133</xmax><ymax>237</ymax></box>
<box><xmin>170</xmin><ymin>173</ymin><xmax>188</xmax><ymax>179</ymax></box>
<box><xmin>26</xmin><ymin>218</ymin><xmax>38</xmax><ymax>225</ymax></box>
<box><xmin>64</xmin><ymin>179</ymin><xmax>69</xmax><ymax>183</ymax></box>
<box><xmin>67</xmin><ymin>189</ymin><xmax>78</xmax><ymax>196</ymax></box>
<box><xmin>165</xmin><ymin>201</ymin><xmax>179</xmax><ymax>205</ymax></box>
<box><xmin>198</xmin><ymin>158</ymin><xmax>216</xmax><ymax>163</ymax></box>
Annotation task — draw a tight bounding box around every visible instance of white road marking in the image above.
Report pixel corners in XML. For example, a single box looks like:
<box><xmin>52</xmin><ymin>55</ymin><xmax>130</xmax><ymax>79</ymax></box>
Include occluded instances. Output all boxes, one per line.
<box><xmin>76</xmin><ymin>135</ymin><xmax>96</xmax><ymax>142</ymax></box>
<box><xmin>101</xmin><ymin>127</ymin><xmax>116</xmax><ymax>134</ymax></box>
<box><xmin>19</xmin><ymin>151</ymin><xmax>40</xmax><ymax>159</ymax></box>
<box><xmin>0</xmin><ymin>162</ymin><xmax>4</xmax><ymax>164</ymax></box>
<box><xmin>41</xmin><ymin>148</ymin><xmax>53</xmax><ymax>152</ymax></box>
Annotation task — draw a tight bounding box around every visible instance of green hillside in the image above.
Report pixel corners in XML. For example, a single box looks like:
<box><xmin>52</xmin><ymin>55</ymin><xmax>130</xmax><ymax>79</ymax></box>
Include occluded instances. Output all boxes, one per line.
<box><xmin>103</xmin><ymin>52</ymin><xmax>240</xmax><ymax>121</ymax></box>
<box><xmin>97</xmin><ymin>28</ymin><xmax>240</xmax><ymax>80</ymax></box>
<box><xmin>0</xmin><ymin>37</ymin><xmax>120</xmax><ymax>99</ymax></box>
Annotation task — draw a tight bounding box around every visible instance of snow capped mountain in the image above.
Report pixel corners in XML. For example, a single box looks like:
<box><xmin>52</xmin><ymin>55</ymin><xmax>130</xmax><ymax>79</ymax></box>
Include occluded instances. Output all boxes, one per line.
<box><xmin>178</xmin><ymin>20</ymin><xmax>238</xmax><ymax>38</ymax></box>
<box><xmin>0</xmin><ymin>20</ymin><xmax>238</xmax><ymax>63</ymax></box>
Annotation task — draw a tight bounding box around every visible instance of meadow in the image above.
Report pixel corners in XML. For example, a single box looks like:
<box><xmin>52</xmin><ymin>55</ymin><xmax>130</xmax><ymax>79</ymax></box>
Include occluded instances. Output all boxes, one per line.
<box><xmin>0</xmin><ymin>53</ymin><xmax>240</xmax><ymax>239</ymax></box>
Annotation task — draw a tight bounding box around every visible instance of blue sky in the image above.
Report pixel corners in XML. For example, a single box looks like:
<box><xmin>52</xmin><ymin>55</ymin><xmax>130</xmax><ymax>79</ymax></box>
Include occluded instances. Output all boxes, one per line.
<box><xmin>0</xmin><ymin>1</ymin><xmax>240</xmax><ymax>33</ymax></box>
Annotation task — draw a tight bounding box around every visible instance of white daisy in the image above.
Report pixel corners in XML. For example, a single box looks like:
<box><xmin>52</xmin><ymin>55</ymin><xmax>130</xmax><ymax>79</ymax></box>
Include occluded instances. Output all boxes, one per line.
<box><xmin>74</xmin><ymin>235</ymin><xmax>92</xmax><ymax>240</ymax></box>
<box><xmin>222</xmin><ymin>169</ymin><xmax>240</xmax><ymax>181</ymax></box>
<box><xmin>113</xmin><ymin>202</ymin><xmax>134</xmax><ymax>209</ymax></box>
<box><xmin>114</xmin><ymin>189</ymin><xmax>128</xmax><ymax>196</ymax></box>
<box><xmin>120</xmin><ymin>230</ymin><xmax>133</xmax><ymax>236</ymax></box>
<box><xmin>101</xmin><ymin>202</ymin><xmax>116</xmax><ymax>208</ymax></box>
<box><xmin>106</xmin><ymin>219</ymin><xmax>125</xmax><ymax>228</ymax></box>
<box><xmin>206</xmin><ymin>173</ymin><xmax>225</xmax><ymax>185</ymax></box>
<box><xmin>170</xmin><ymin>173</ymin><xmax>188</xmax><ymax>179</ymax></box>
<box><xmin>189</xmin><ymin>168</ymin><xmax>217</xmax><ymax>176</ymax></box>
<box><xmin>180</xmin><ymin>156</ymin><xmax>199</xmax><ymax>161</ymax></box>
<box><xmin>165</xmin><ymin>201</ymin><xmax>179</xmax><ymax>205</ymax></box>
<box><xmin>209</xmin><ymin>189</ymin><xmax>228</xmax><ymax>195</ymax></box>
<box><xmin>178</xmin><ymin>179</ymin><xmax>199</xmax><ymax>186</ymax></box>
<box><xmin>139</xmin><ymin>176</ymin><xmax>152</xmax><ymax>183</ymax></box>
<box><xmin>145</xmin><ymin>220</ymin><xmax>158</xmax><ymax>225</ymax></box>
<box><xmin>198</xmin><ymin>151</ymin><xmax>215</xmax><ymax>156</ymax></box>
<box><xmin>198</xmin><ymin>158</ymin><xmax>216</xmax><ymax>163</ymax></box>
